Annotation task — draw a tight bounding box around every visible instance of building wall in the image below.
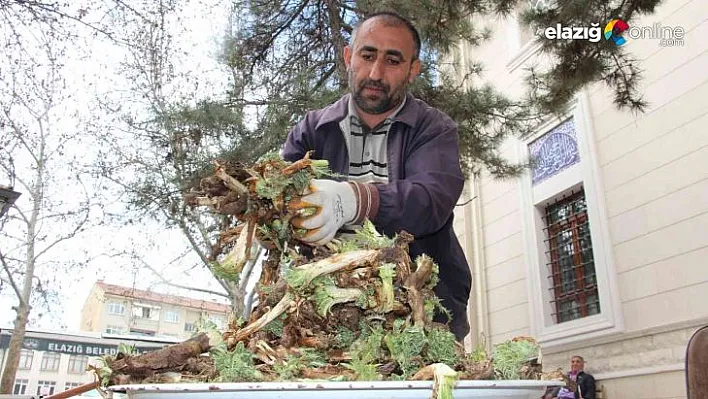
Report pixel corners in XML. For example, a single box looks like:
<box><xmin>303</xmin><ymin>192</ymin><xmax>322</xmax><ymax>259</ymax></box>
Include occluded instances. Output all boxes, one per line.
<box><xmin>453</xmin><ymin>0</ymin><xmax>707</xmax><ymax>397</ymax></box>
<box><xmin>2</xmin><ymin>348</ymin><xmax>94</xmax><ymax>395</ymax></box>
<box><xmin>101</xmin><ymin>294</ymin><xmax>132</xmax><ymax>334</ymax></box>
<box><xmin>0</xmin><ymin>329</ymin><xmax>175</xmax><ymax>396</ymax></box>
<box><xmin>80</xmin><ymin>285</ymin><xmax>229</xmax><ymax>340</ymax></box>
<box><xmin>80</xmin><ymin>284</ymin><xmax>106</xmax><ymax>333</ymax></box>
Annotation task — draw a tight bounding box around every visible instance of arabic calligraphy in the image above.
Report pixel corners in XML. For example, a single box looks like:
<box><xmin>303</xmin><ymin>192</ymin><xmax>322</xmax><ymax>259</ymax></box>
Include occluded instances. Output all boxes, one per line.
<box><xmin>530</xmin><ymin>119</ymin><xmax>580</xmax><ymax>185</ymax></box>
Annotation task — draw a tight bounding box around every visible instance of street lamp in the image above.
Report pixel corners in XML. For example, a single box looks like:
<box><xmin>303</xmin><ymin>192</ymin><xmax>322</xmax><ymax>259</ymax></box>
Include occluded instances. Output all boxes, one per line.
<box><xmin>0</xmin><ymin>185</ymin><xmax>21</xmax><ymax>218</ymax></box>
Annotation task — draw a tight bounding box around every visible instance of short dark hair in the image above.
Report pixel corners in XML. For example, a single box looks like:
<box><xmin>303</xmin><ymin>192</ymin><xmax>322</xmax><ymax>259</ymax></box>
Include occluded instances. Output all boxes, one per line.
<box><xmin>572</xmin><ymin>355</ymin><xmax>585</xmax><ymax>362</ymax></box>
<box><xmin>352</xmin><ymin>11</ymin><xmax>421</xmax><ymax>61</ymax></box>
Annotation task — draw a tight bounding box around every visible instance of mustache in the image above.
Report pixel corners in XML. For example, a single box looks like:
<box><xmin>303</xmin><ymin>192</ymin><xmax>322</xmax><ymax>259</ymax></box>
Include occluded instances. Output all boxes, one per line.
<box><xmin>359</xmin><ymin>79</ymin><xmax>389</xmax><ymax>92</ymax></box>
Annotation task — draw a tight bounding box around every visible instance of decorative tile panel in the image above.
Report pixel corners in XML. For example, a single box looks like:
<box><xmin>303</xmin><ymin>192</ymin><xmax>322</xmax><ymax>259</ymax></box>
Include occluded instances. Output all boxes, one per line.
<box><xmin>529</xmin><ymin>118</ymin><xmax>580</xmax><ymax>185</ymax></box>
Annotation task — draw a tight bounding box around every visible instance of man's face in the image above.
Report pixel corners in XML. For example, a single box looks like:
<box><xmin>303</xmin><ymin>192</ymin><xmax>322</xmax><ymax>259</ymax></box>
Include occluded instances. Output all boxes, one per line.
<box><xmin>344</xmin><ymin>18</ymin><xmax>421</xmax><ymax>115</ymax></box>
<box><xmin>570</xmin><ymin>357</ymin><xmax>584</xmax><ymax>372</ymax></box>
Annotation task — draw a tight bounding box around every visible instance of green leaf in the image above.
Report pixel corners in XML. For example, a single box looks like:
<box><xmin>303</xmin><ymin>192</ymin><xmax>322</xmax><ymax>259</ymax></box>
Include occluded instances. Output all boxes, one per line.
<box><xmin>213</xmin><ymin>341</ymin><xmax>264</xmax><ymax>382</ymax></box>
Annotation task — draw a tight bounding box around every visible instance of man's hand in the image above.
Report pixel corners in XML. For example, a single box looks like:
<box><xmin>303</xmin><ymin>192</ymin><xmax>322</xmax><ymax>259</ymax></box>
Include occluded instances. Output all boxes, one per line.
<box><xmin>290</xmin><ymin>179</ymin><xmax>357</xmax><ymax>246</ymax></box>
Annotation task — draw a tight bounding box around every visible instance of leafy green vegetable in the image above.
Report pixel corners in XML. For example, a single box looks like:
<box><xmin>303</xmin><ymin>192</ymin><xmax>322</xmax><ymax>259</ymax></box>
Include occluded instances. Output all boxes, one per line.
<box><xmin>344</xmin><ymin>324</ymin><xmax>384</xmax><ymax>381</ymax></box>
<box><xmin>298</xmin><ymin>348</ymin><xmax>327</xmax><ymax>368</ymax></box>
<box><xmin>377</xmin><ymin>263</ymin><xmax>396</xmax><ymax>313</ymax></box>
<box><xmin>430</xmin><ymin>363</ymin><xmax>458</xmax><ymax>399</ymax></box>
<box><xmin>212</xmin><ymin>341</ymin><xmax>263</xmax><ymax>382</ymax></box>
<box><xmin>194</xmin><ymin>317</ymin><xmax>224</xmax><ymax>346</ymax></box>
<box><xmin>272</xmin><ymin>356</ymin><xmax>300</xmax><ymax>380</ymax></box>
<box><xmin>424</xmin><ymin>297</ymin><xmax>452</xmax><ymax>323</ymax></box>
<box><xmin>425</xmin><ymin>328</ymin><xmax>460</xmax><ymax>366</ymax></box>
<box><xmin>210</xmin><ymin>259</ymin><xmax>241</xmax><ymax>283</ymax></box>
<box><xmin>308</xmin><ymin>159</ymin><xmax>332</xmax><ymax>178</ymax></box>
<box><xmin>351</xmin><ymin>324</ymin><xmax>385</xmax><ymax>364</ymax></box>
<box><xmin>90</xmin><ymin>358</ymin><xmax>114</xmax><ymax>386</ymax></box>
<box><xmin>273</xmin><ymin>348</ymin><xmax>327</xmax><ymax>380</ymax></box>
<box><xmin>425</xmin><ymin>258</ymin><xmax>440</xmax><ymax>290</ymax></box>
<box><xmin>343</xmin><ymin>356</ymin><xmax>381</xmax><ymax>381</ymax></box>
<box><xmin>255</xmin><ymin>175</ymin><xmax>290</xmax><ymax>199</ymax></box>
<box><xmin>492</xmin><ymin>339</ymin><xmax>539</xmax><ymax>379</ymax></box>
<box><xmin>384</xmin><ymin>320</ymin><xmax>427</xmax><ymax>378</ymax></box>
<box><xmin>234</xmin><ymin>316</ymin><xmax>247</xmax><ymax>329</ymax></box>
<box><xmin>264</xmin><ymin>315</ymin><xmax>285</xmax><ymax>337</ymax></box>
<box><xmin>297</xmin><ymin>206</ymin><xmax>317</xmax><ymax>217</ymax></box>
<box><xmin>117</xmin><ymin>343</ymin><xmax>137</xmax><ymax>356</ymax></box>
<box><xmin>333</xmin><ymin>326</ymin><xmax>356</xmax><ymax>349</ymax></box>
<box><xmin>284</xmin><ymin>250</ymin><xmax>371</xmax><ymax>291</ymax></box>
<box><xmin>338</xmin><ymin>239</ymin><xmax>361</xmax><ymax>253</ymax></box>
<box><xmin>343</xmin><ymin>220</ymin><xmax>394</xmax><ymax>249</ymax></box>
<box><xmin>312</xmin><ymin>283</ymin><xmax>366</xmax><ymax>317</ymax></box>
<box><xmin>290</xmin><ymin>169</ymin><xmax>313</xmax><ymax>194</ymax></box>
<box><xmin>467</xmin><ymin>339</ymin><xmax>489</xmax><ymax>363</ymax></box>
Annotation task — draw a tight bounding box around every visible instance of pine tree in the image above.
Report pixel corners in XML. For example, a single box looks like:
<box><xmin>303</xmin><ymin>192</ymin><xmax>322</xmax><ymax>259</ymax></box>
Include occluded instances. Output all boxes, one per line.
<box><xmin>216</xmin><ymin>0</ymin><xmax>662</xmax><ymax>176</ymax></box>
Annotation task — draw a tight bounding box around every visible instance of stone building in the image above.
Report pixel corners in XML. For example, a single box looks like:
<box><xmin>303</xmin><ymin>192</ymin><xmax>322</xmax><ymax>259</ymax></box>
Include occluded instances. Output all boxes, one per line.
<box><xmin>80</xmin><ymin>281</ymin><xmax>231</xmax><ymax>339</ymax></box>
<box><xmin>451</xmin><ymin>1</ymin><xmax>706</xmax><ymax>397</ymax></box>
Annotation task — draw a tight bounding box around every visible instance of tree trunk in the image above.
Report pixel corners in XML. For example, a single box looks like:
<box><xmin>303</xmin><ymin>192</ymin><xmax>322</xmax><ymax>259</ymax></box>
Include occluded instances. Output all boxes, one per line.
<box><xmin>324</xmin><ymin>1</ymin><xmax>348</xmax><ymax>89</ymax></box>
<box><xmin>0</xmin><ymin>137</ymin><xmax>43</xmax><ymax>394</ymax></box>
<box><xmin>0</xmin><ymin>307</ymin><xmax>30</xmax><ymax>393</ymax></box>
<box><xmin>107</xmin><ymin>333</ymin><xmax>211</xmax><ymax>380</ymax></box>
<box><xmin>229</xmin><ymin>283</ymin><xmax>245</xmax><ymax>318</ymax></box>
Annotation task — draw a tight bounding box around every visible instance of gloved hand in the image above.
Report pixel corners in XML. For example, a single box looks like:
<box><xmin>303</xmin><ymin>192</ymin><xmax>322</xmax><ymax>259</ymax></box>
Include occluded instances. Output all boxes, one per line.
<box><xmin>290</xmin><ymin>179</ymin><xmax>358</xmax><ymax>246</ymax></box>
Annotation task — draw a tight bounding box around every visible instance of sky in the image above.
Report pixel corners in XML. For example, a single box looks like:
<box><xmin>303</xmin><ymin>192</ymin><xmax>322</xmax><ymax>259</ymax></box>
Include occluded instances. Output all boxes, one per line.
<box><xmin>0</xmin><ymin>0</ymin><xmax>237</xmax><ymax>331</ymax></box>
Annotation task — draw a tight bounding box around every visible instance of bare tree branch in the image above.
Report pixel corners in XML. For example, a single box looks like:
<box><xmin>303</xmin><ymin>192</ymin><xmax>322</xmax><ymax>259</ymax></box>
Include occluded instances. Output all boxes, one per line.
<box><xmin>6</xmin><ymin>0</ymin><xmax>131</xmax><ymax>45</ymax></box>
<box><xmin>0</xmin><ymin>249</ymin><xmax>27</xmax><ymax>308</ymax></box>
<box><xmin>131</xmin><ymin>255</ymin><xmax>230</xmax><ymax>299</ymax></box>
<box><xmin>32</xmin><ymin>204</ymin><xmax>90</xmax><ymax>261</ymax></box>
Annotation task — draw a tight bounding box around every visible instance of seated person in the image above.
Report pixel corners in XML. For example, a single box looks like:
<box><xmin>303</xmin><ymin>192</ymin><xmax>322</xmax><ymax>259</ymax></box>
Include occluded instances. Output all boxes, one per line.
<box><xmin>542</xmin><ymin>355</ymin><xmax>596</xmax><ymax>399</ymax></box>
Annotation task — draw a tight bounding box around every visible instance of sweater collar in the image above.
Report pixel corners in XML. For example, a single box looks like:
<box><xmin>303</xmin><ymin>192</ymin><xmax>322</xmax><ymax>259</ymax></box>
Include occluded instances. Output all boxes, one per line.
<box><xmin>316</xmin><ymin>93</ymin><xmax>417</xmax><ymax>130</ymax></box>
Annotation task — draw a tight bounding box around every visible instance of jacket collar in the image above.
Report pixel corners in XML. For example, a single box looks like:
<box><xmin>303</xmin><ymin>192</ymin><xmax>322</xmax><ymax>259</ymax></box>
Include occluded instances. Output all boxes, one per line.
<box><xmin>315</xmin><ymin>93</ymin><xmax>417</xmax><ymax>130</ymax></box>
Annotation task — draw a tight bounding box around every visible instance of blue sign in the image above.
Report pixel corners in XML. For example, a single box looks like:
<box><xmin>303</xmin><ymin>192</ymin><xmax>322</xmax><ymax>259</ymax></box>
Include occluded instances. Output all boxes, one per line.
<box><xmin>529</xmin><ymin>119</ymin><xmax>580</xmax><ymax>185</ymax></box>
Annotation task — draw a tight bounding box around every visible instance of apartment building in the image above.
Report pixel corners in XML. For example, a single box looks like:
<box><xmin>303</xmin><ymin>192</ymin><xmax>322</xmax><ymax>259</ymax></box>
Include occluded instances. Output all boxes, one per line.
<box><xmin>80</xmin><ymin>281</ymin><xmax>231</xmax><ymax>339</ymax></box>
<box><xmin>0</xmin><ymin>328</ymin><xmax>176</xmax><ymax>396</ymax></box>
<box><xmin>451</xmin><ymin>1</ymin><xmax>707</xmax><ymax>398</ymax></box>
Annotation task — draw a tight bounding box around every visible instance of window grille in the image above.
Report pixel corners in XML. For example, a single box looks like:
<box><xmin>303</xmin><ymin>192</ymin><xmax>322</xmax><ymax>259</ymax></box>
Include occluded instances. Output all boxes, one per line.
<box><xmin>543</xmin><ymin>189</ymin><xmax>600</xmax><ymax>323</ymax></box>
<box><xmin>65</xmin><ymin>382</ymin><xmax>82</xmax><ymax>390</ymax></box>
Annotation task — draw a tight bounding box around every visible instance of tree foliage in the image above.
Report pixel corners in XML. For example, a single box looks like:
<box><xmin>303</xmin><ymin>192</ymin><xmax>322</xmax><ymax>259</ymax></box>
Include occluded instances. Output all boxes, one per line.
<box><xmin>221</xmin><ymin>0</ymin><xmax>662</xmax><ymax>175</ymax></box>
<box><xmin>521</xmin><ymin>0</ymin><xmax>661</xmax><ymax>112</ymax></box>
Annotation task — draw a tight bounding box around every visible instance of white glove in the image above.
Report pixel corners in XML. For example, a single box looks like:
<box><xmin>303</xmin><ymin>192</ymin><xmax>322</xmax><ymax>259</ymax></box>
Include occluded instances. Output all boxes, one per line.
<box><xmin>290</xmin><ymin>179</ymin><xmax>357</xmax><ymax>246</ymax></box>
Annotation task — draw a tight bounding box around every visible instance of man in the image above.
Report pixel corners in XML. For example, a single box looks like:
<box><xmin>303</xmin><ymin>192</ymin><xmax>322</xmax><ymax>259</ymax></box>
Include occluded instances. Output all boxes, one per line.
<box><xmin>569</xmin><ymin>356</ymin><xmax>596</xmax><ymax>399</ymax></box>
<box><xmin>281</xmin><ymin>11</ymin><xmax>471</xmax><ymax>341</ymax></box>
<box><xmin>544</xmin><ymin>356</ymin><xmax>596</xmax><ymax>399</ymax></box>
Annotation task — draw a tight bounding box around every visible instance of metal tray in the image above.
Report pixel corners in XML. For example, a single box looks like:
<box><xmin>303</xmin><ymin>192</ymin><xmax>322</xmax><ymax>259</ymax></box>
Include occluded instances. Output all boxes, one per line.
<box><xmin>110</xmin><ymin>380</ymin><xmax>564</xmax><ymax>399</ymax></box>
